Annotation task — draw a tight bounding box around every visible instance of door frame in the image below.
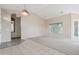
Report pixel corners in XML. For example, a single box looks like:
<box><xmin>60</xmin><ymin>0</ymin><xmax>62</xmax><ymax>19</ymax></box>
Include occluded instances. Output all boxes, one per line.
<box><xmin>71</xmin><ymin>19</ymin><xmax>79</xmax><ymax>40</ymax></box>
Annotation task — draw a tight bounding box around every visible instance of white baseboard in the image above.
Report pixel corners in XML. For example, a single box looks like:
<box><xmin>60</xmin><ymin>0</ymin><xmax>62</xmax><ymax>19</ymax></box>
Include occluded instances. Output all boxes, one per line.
<box><xmin>21</xmin><ymin>34</ymin><xmax>44</xmax><ymax>40</ymax></box>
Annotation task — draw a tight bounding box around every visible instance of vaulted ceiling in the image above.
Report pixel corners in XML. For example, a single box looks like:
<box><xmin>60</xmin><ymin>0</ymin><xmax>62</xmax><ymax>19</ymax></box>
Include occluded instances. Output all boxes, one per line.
<box><xmin>0</xmin><ymin>4</ymin><xmax>79</xmax><ymax>19</ymax></box>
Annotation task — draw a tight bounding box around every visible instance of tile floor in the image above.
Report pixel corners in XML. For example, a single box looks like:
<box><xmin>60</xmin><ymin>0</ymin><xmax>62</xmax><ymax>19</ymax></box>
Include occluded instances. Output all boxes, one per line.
<box><xmin>0</xmin><ymin>38</ymin><xmax>24</xmax><ymax>49</ymax></box>
<box><xmin>0</xmin><ymin>37</ymin><xmax>64</xmax><ymax>55</ymax></box>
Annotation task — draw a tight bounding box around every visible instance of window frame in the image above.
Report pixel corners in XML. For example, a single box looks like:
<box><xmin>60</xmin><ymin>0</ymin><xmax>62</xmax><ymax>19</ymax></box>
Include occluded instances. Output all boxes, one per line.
<box><xmin>49</xmin><ymin>23</ymin><xmax>63</xmax><ymax>33</ymax></box>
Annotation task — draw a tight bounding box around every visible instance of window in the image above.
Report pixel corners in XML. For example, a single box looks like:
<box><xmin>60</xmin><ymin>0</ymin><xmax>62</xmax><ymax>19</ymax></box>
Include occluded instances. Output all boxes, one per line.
<box><xmin>49</xmin><ymin>23</ymin><xmax>63</xmax><ymax>33</ymax></box>
<box><xmin>11</xmin><ymin>17</ymin><xmax>15</xmax><ymax>32</ymax></box>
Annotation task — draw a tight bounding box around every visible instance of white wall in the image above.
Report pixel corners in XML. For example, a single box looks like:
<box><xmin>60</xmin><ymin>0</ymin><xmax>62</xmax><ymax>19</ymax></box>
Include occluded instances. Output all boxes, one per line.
<box><xmin>21</xmin><ymin>15</ymin><xmax>47</xmax><ymax>39</ymax></box>
<box><xmin>46</xmin><ymin>14</ymin><xmax>71</xmax><ymax>38</ymax></box>
<box><xmin>11</xmin><ymin>17</ymin><xmax>21</xmax><ymax>38</ymax></box>
<box><xmin>1</xmin><ymin>8</ymin><xmax>11</xmax><ymax>43</ymax></box>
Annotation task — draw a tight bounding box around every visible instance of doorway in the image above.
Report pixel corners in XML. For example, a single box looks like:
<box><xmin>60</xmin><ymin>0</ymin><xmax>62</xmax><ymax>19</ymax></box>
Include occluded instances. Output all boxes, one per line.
<box><xmin>11</xmin><ymin>14</ymin><xmax>21</xmax><ymax>40</ymax></box>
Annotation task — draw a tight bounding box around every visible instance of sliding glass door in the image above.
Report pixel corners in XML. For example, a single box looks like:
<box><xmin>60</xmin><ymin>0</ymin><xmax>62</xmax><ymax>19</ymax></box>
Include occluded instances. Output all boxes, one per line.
<box><xmin>71</xmin><ymin>19</ymin><xmax>79</xmax><ymax>39</ymax></box>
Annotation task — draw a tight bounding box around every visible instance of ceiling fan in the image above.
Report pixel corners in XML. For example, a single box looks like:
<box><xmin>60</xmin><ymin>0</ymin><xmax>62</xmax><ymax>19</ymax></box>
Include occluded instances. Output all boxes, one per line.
<box><xmin>21</xmin><ymin>4</ymin><xmax>30</xmax><ymax>16</ymax></box>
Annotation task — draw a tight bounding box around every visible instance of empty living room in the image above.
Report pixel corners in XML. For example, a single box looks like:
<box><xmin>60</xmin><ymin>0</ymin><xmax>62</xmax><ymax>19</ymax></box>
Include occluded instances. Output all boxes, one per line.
<box><xmin>1</xmin><ymin>2</ymin><xmax>79</xmax><ymax>56</ymax></box>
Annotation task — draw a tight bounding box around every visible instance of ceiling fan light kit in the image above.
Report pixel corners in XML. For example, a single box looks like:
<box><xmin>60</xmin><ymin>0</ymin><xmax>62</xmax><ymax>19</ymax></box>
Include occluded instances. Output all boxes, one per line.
<box><xmin>21</xmin><ymin>9</ymin><xmax>29</xmax><ymax>16</ymax></box>
<box><xmin>21</xmin><ymin>4</ymin><xmax>30</xmax><ymax>16</ymax></box>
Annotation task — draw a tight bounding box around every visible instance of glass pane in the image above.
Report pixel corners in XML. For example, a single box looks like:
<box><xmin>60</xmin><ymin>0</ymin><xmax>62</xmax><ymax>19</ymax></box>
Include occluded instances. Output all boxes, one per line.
<box><xmin>50</xmin><ymin>23</ymin><xmax>63</xmax><ymax>33</ymax></box>
<box><xmin>74</xmin><ymin>21</ymin><xmax>78</xmax><ymax>37</ymax></box>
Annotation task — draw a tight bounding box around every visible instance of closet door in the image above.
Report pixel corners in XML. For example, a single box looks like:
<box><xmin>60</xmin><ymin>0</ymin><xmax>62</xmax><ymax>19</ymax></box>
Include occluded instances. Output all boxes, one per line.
<box><xmin>71</xmin><ymin>19</ymin><xmax>79</xmax><ymax>39</ymax></box>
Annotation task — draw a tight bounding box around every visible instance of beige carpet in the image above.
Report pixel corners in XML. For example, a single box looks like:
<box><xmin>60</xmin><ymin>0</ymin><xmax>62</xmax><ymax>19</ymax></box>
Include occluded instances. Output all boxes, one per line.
<box><xmin>30</xmin><ymin>35</ymin><xmax>79</xmax><ymax>55</ymax></box>
<box><xmin>0</xmin><ymin>39</ymin><xmax>64</xmax><ymax>55</ymax></box>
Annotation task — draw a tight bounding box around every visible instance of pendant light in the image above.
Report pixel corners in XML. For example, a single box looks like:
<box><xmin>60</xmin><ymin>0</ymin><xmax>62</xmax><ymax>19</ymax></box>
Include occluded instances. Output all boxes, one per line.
<box><xmin>21</xmin><ymin>4</ymin><xmax>29</xmax><ymax>16</ymax></box>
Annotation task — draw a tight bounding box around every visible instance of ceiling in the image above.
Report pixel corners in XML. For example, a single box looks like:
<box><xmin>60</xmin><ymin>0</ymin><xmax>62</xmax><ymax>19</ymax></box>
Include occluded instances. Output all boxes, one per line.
<box><xmin>0</xmin><ymin>4</ymin><xmax>79</xmax><ymax>19</ymax></box>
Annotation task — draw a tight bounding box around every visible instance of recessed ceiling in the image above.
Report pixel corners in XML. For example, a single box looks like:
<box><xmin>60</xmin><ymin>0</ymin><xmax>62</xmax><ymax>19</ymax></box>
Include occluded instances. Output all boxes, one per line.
<box><xmin>0</xmin><ymin>4</ymin><xmax>79</xmax><ymax>19</ymax></box>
